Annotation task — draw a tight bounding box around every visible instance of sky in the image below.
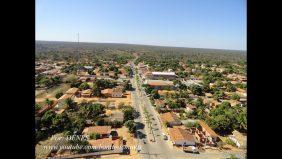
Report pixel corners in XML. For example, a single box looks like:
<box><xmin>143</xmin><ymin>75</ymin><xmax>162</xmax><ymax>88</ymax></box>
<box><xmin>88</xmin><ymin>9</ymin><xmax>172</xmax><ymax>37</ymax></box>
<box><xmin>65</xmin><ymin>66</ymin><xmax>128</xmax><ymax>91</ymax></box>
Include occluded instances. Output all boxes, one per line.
<box><xmin>36</xmin><ymin>0</ymin><xmax>246</xmax><ymax>50</ymax></box>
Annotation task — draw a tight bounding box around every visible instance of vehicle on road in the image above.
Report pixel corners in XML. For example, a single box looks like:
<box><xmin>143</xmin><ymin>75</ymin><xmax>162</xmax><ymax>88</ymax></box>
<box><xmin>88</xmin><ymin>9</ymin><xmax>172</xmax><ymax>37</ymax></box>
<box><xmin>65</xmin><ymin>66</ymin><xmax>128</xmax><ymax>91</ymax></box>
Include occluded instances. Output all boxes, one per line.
<box><xmin>183</xmin><ymin>146</ymin><xmax>199</xmax><ymax>154</ymax></box>
<box><xmin>162</xmin><ymin>133</ymin><xmax>168</xmax><ymax>140</ymax></box>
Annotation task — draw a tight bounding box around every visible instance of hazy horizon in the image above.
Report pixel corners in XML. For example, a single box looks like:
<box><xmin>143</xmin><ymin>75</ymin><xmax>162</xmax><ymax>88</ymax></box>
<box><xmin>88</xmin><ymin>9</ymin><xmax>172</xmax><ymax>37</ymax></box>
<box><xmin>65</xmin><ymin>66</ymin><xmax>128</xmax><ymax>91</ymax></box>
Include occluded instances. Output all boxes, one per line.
<box><xmin>36</xmin><ymin>40</ymin><xmax>246</xmax><ymax>52</ymax></box>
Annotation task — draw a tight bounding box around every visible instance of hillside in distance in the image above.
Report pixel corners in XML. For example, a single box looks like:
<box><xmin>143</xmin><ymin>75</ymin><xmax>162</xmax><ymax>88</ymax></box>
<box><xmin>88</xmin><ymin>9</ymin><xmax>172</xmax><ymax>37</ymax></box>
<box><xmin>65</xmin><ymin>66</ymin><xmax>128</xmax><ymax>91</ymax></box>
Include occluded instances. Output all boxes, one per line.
<box><xmin>36</xmin><ymin>40</ymin><xmax>246</xmax><ymax>62</ymax></box>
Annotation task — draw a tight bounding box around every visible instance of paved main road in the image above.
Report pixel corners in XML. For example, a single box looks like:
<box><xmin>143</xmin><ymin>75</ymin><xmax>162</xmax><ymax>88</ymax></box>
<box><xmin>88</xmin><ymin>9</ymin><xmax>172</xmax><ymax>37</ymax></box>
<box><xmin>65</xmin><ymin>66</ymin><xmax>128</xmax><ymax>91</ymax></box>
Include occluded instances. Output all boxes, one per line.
<box><xmin>131</xmin><ymin>75</ymin><xmax>197</xmax><ymax>159</ymax></box>
<box><xmin>131</xmin><ymin>77</ymin><xmax>175</xmax><ymax>159</ymax></box>
<box><xmin>129</xmin><ymin>62</ymin><xmax>246</xmax><ymax>159</ymax></box>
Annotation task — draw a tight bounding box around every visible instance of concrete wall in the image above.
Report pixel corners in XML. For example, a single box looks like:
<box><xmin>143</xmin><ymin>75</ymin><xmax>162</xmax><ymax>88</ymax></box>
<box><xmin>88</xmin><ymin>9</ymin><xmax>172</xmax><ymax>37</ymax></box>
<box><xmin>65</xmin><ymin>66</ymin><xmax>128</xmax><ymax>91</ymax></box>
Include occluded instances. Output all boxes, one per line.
<box><xmin>174</xmin><ymin>140</ymin><xmax>195</xmax><ymax>146</ymax></box>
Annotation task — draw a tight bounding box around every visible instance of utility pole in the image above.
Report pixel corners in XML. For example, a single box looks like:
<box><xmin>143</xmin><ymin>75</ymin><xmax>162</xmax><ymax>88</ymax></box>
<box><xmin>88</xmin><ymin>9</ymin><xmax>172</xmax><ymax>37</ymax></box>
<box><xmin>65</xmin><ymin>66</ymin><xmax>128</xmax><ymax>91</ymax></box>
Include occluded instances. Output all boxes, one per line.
<box><xmin>77</xmin><ymin>33</ymin><xmax>80</xmax><ymax>62</ymax></box>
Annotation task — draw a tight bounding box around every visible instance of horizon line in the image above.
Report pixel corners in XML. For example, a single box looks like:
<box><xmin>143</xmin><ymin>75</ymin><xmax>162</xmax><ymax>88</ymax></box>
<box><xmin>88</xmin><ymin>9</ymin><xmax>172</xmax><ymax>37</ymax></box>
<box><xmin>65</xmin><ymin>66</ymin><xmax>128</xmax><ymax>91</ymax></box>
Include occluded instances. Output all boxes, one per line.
<box><xmin>36</xmin><ymin>39</ymin><xmax>246</xmax><ymax>52</ymax></box>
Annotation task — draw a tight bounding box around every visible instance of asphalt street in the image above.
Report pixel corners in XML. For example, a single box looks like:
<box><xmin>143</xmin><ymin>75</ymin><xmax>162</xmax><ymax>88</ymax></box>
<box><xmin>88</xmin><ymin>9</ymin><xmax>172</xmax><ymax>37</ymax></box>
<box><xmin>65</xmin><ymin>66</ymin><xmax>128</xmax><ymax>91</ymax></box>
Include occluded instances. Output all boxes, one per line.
<box><xmin>129</xmin><ymin>62</ymin><xmax>246</xmax><ymax>159</ymax></box>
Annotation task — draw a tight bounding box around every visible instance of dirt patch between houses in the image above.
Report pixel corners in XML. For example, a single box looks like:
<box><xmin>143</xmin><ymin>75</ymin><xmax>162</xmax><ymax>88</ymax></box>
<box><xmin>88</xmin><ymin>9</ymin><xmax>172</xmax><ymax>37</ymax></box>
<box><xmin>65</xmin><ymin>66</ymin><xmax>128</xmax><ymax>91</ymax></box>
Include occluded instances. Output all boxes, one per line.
<box><xmin>36</xmin><ymin>84</ymin><xmax>70</xmax><ymax>99</ymax></box>
<box><xmin>74</xmin><ymin>91</ymin><xmax>132</xmax><ymax>107</ymax></box>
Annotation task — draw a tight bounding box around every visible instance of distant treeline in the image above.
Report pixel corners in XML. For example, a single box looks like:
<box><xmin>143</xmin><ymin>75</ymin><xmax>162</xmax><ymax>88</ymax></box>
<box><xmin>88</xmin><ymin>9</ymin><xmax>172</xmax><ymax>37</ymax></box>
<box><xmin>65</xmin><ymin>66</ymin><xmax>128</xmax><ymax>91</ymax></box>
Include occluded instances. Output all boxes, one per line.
<box><xmin>36</xmin><ymin>41</ymin><xmax>246</xmax><ymax>63</ymax></box>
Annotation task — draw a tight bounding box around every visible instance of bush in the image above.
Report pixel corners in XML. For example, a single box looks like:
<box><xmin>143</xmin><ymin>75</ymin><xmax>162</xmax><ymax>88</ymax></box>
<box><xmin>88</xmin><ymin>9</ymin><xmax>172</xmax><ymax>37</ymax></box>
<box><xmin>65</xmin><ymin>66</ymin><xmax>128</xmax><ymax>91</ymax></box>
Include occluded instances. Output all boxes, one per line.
<box><xmin>189</xmin><ymin>84</ymin><xmax>204</xmax><ymax>96</ymax></box>
<box><xmin>70</xmin><ymin>81</ymin><xmax>82</xmax><ymax>88</ymax></box>
<box><xmin>122</xmin><ymin>107</ymin><xmax>135</xmax><ymax>122</ymax></box>
<box><xmin>89</xmin><ymin>133</ymin><xmax>101</xmax><ymax>140</ymax></box>
<box><xmin>124</xmin><ymin>120</ymin><xmax>136</xmax><ymax>133</ymax></box>
<box><xmin>64</xmin><ymin>74</ymin><xmax>78</xmax><ymax>83</ymax></box>
<box><xmin>109</xmin><ymin>120</ymin><xmax>123</xmax><ymax>128</ymax></box>
<box><xmin>95</xmin><ymin>118</ymin><xmax>105</xmax><ymax>126</ymax></box>
<box><xmin>225</xmin><ymin>138</ymin><xmax>237</xmax><ymax>147</ymax></box>
<box><xmin>185</xmin><ymin>122</ymin><xmax>194</xmax><ymax>128</ymax></box>
<box><xmin>231</xmin><ymin>93</ymin><xmax>240</xmax><ymax>100</ymax></box>
<box><xmin>35</xmin><ymin>103</ymin><xmax>42</xmax><ymax>112</ymax></box>
<box><xmin>55</xmin><ymin>92</ymin><xmax>64</xmax><ymax>99</ymax></box>
<box><xmin>36</xmin><ymin>130</ymin><xmax>47</xmax><ymax>143</ymax></box>
<box><xmin>185</xmin><ymin>121</ymin><xmax>200</xmax><ymax>128</ymax></box>
<box><xmin>79</xmin><ymin>82</ymin><xmax>90</xmax><ymax>90</ymax></box>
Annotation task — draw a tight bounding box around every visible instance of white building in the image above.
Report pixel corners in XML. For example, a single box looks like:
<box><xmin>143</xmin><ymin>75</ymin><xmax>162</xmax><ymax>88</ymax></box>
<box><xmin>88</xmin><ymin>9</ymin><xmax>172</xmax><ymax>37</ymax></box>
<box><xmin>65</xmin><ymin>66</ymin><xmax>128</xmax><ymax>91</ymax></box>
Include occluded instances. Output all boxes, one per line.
<box><xmin>150</xmin><ymin>71</ymin><xmax>177</xmax><ymax>80</ymax></box>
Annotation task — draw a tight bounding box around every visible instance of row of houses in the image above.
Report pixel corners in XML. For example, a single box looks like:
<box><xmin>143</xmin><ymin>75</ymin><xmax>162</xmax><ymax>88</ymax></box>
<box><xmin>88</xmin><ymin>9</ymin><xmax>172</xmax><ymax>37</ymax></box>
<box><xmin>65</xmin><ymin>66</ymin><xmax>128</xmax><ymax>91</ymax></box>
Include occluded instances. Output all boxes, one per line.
<box><xmin>62</xmin><ymin>86</ymin><xmax>124</xmax><ymax>99</ymax></box>
<box><xmin>53</xmin><ymin>86</ymin><xmax>124</xmax><ymax>114</ymax></box>
<box><xmin>101</xmin><ymin>86</ymin><xmax>124</xmax><ymax>98</ymax></box>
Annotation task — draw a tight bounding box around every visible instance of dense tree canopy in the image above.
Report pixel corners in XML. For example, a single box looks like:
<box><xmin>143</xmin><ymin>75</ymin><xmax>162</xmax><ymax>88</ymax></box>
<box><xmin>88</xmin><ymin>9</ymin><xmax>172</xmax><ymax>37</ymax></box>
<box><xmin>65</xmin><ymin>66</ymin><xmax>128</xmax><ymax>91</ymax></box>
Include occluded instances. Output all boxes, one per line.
<box><xmin>206</xmin><ymin>102</ymin><xmax>247</xmax><ymax>135</ymax></box>
<box><xmin>189</xmin><ymin>84</ymin><xmax>204</xmax><ymax>96</ymax></box>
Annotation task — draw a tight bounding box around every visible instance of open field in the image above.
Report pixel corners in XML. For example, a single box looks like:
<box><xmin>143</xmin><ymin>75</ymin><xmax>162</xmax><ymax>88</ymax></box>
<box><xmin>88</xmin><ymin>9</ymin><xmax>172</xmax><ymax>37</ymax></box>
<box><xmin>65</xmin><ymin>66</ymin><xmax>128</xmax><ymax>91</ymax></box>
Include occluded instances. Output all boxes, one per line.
<box><xmin>35</xmin><ymin>133</ymin><xmax>69</xmax><ymax>159</ymax></box>
<box><xmin>36</xmin><ymin>83</ymin><xmax>70</xmax><ymax>99</ymax></box>
<box><xmin>115</xmin><ymin>126</ymin><xmax>139</xmax><ymax>159</ymax></box>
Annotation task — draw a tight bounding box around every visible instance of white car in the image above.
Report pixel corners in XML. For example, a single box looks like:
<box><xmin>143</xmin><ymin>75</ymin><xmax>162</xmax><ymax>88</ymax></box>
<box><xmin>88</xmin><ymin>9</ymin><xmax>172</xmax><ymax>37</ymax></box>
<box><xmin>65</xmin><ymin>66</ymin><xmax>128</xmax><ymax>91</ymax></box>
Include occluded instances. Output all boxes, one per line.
<box><xmin>183</xmin><ymin>146</ymin><xmax>199</xmax><ymax>154</ymax></box>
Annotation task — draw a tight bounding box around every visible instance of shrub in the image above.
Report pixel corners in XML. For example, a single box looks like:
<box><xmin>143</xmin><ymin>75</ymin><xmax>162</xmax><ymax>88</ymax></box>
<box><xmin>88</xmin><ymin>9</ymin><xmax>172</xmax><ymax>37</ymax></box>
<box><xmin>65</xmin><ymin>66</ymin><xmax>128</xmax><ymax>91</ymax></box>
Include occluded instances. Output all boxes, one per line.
<box><xmin>225</xmin><ymin>138</ymin><xmax>237</xmax><ymax>147</ymax></box>
<box><xmin>79</xmin><ymin>82</ymin><xmax>90</xmax><ymax>90</ymax></box>
<box><xmin>89</xmin><ymin>133</ymin><xmax>101</xmax><ymax>140</ymax></box>
<box><xmin>55</xmin><ymin>92</ymin><xmax>64</xmax><ymax>99</ymax></box>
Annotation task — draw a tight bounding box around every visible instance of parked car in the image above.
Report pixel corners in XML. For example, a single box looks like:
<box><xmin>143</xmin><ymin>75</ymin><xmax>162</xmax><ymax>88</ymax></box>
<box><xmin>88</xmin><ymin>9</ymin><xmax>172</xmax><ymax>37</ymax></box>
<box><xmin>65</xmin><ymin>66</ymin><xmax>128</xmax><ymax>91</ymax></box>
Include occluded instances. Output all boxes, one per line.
<box><xmin>183</xmin><ymin>146</ymin><xmax>199</xmax><ymax>154</ymax></box>
<box><xmin>162</xmin><ymin>133</ymin><xmax>168</xmax><ymax>140</ymax></box>
<box><xmin>143</xmin><ymin>140</ymin><xmax>146</xmax><ymax>144</ymax></box>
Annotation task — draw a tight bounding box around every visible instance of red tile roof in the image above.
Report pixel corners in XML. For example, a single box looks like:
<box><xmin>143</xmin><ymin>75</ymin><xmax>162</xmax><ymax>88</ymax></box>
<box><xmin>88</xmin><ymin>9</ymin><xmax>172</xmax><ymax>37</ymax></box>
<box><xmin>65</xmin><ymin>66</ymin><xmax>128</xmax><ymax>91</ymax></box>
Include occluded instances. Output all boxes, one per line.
<box><xmin>160</xmin><ymin>112</ymin><xmax>179</xmax><ymax>123</ymax></box>
<box><xmin>198</xmin><ymin>120</ymin><xmax>218</xmax><ymax>138</ymax></box>
<box><xmin>169</xmin><ymin>127</ymin><xmax>195</xmax><ymax>143</ymax></box>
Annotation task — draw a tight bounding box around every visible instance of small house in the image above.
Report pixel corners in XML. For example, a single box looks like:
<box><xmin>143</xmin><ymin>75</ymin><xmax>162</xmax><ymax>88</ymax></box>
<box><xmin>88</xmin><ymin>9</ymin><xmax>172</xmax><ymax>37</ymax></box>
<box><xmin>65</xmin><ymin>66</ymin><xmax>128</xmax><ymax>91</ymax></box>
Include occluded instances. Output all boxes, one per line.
<box><xmin>82</xmin><ymin>126</ymin><xmax>112</xmax><ymax>138</ymax></box>
<box><xmin>168</xmin><ymin>127</ymin><xmax>196</xmax><ymax>146</ymax></box>
<box><xmin>160</xmin><ymin>112</ymin><xmax>182</xmax><ymax>127</ymax></box>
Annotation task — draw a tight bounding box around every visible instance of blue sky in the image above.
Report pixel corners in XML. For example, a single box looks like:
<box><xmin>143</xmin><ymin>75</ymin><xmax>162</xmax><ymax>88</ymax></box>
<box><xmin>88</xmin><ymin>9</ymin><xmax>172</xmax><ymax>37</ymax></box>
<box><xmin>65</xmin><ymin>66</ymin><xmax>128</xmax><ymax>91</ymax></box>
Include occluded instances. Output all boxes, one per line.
<box><xmin>36</xmin><ymin>0</ymin><xmax>246</xmax><ymax>50</ymax></box>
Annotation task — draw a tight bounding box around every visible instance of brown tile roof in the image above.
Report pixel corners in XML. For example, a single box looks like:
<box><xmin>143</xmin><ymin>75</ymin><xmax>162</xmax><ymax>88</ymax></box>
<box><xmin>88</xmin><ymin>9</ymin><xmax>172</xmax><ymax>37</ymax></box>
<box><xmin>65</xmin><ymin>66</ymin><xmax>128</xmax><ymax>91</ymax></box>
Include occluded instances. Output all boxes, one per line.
<box><xmin>101</xmin><ymin>88</ymin><xmax>113</xmax><ymax>94</ymax></box>
<box><xmin>147</xmin><ymin>80</ymin><xmax>174</xmax><ymax>86</ymax></box>
<box><xmin>198</xmin><ymin>120</ymin><xmax>218</xmax><ymax>138</ymax></box>
<box><xmin>160</xmin><ymin>112</ymin><xmax>179</xmax><ymax>123</ymax></box>
<box><xmin>65</xmin><ymin>88</ymin><xmax>79</xmax><ymax>95</ymax></box>
<box><xmin>82</xmin><ymin>126</ymin><xmax>111</xmax><ymax>135</ymax></box>
<box><xmin>58</xmin><ymin>94</ymin><xmax>74</xmax><ymax>101</ymax></box>
<box><xmin>168</xmin><ymin>127</ymin><xmax>195</xmax><ymax>142</ymax></box>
